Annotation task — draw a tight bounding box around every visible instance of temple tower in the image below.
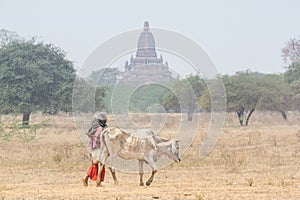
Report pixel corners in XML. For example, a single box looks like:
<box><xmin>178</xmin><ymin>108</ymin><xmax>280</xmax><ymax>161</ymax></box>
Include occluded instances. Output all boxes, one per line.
<box><xmin>121</xmin><ymin>21</ymin><xmax>173</xmax><ymax>82</ymax></box>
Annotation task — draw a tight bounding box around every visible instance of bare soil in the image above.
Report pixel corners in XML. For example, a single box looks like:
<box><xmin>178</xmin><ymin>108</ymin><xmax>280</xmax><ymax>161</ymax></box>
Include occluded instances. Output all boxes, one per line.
<box><xmin>0</xmin><ymin>112</ymin><xmax>300</xmax><ymax>199</ymax></box>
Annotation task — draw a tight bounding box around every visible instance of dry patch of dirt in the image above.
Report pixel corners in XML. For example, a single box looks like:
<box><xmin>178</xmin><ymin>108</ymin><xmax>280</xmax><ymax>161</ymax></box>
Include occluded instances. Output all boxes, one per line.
<box><xmin>0</xmin><ymin>112</ymin><xmax>300</xmax><ymax>199</ymax></box>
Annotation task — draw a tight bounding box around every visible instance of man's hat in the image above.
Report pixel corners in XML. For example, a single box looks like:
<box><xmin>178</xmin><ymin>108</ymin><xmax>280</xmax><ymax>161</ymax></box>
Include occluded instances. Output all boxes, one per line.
<box><xmin>95</xmin><ymin>112</ymin><xmax>107</xmax><ymax>121</ymax></box>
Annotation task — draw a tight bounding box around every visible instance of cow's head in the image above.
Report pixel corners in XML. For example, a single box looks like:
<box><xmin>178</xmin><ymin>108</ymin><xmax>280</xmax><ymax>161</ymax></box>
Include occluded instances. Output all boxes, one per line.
<box><xmin>168</xmin><ymin>140</ymin><xmax>181</xmax><ymax>163</ymax></box>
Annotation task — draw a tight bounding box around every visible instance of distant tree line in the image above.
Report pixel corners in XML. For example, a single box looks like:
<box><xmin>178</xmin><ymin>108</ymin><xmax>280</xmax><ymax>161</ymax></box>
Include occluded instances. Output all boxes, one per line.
<box><xmin>0</xmin><ymin>29</ymin><xmax>299</xmax><ymax>126</ymax></box>
<box><xmin>87</xmin><ymin>65</ymin><xmax>298</xmax><ymax>126</ymax></box>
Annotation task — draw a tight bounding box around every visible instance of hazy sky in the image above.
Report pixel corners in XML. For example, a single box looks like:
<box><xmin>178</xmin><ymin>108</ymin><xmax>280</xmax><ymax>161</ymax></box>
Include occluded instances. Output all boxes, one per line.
<box><xmin>1</xmin><ymin>0</ymin><xmax>299</xmax><ymax>75</ymax></box>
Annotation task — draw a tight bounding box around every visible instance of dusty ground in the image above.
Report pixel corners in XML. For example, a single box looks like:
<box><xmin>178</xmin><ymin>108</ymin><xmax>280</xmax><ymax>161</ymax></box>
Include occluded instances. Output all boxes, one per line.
<box><xmin>0</xmin><ymin>112</ymin><xmax>300</xmax><ymax>199</ymax></box>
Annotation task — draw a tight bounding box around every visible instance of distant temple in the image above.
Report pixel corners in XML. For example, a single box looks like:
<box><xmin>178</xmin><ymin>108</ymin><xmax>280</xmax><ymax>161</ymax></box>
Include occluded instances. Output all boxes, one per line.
<box><xmin>120</xmin><ymin>21</ymin><xmax>173</xmax><ymax>82</ymax></box>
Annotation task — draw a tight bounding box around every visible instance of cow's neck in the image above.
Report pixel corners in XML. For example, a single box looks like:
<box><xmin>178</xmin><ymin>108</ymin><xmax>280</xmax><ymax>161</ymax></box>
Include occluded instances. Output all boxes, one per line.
<box><xmin>154</xmin><ymin>141</ymin><xmax>172</xmax><ymax>161</ymax></box>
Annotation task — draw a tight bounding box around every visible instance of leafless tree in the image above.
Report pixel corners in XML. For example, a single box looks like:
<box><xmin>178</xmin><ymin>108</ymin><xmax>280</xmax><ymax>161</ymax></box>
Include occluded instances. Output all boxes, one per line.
<box><xmin>282</xmin><ymin>37</ymin><xmax>300</xmax><ymax>65</ymax></box>
<box><xmin>0</xmin><ymin>29</ymin><xmax>21</xmax><ymax>47</ymax></box>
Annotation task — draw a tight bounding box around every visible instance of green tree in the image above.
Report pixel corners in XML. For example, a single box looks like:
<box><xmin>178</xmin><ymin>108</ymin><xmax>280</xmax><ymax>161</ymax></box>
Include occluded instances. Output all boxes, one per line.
<box><xmin>284</xmin><ymin>62</ymin><xmax>300</xmax><ymax>110</ymax></box>
<box><xmin>199</xmin><ymin>90</ymin><xmax>211</xmax><ymax>111</ymax></box>
<box><xmin>221</xmin><ymin>71</ymin><xmax>291</xmax><ymax>126</ymax></box>
<box><xmin>95</xmin><ymin>86</ymin><xmax>108</xmax><ymax>111</ymax></box>
<box><xmin>284</xmin><ymin>62</ymin><xmax>300</xmax><ymax>84</ymax></box>
<box><xmin>257</xmin><ymin>74</ymin><xmax>292</xmax><ymax>119</ymax></box>
<box><xmin>72</xmin><ymin>78</ymin><xmax>95</xmax><ymax>113</ymax></box>
<box><xmin>185</xmin><ymin>75</ymin><xmax>206</xmax><ymax>98</ymax></box>
<box><xmin>160</xmin><ymin>92</ymin><xmax>181</xmax><ymax>113</ymax></box>
<box><xmin>162</xmin><ymin>75</ymin><xmax>206</xmax><ymax>121</ymax></box>
<box><xmin>0</xmin><ymin>39</ymin><xmax>75</xmax><ymax>125</ymax></box>
<box><xmin>128</xmin><ymin>83</ymin><xmax>172</xmax><ymax>112</ymax></box>
<box><xmin>88</xmin><ymin>67</ymin><xmax>121</xmax><ymax>86</ymax></box>
<box><xmin>198</xmin><ymin>77</ymin><xmax>225</xmax><ymax>112</ymax></box>
<box><xmin>223</xmin><ymin>72</ymin><xmax>261</xmax><ymax>126</ymax></box>
<box><xmin>290</xmin><ymin>80</ymin><xmax>300</xmax><ymax>110</ymax></box>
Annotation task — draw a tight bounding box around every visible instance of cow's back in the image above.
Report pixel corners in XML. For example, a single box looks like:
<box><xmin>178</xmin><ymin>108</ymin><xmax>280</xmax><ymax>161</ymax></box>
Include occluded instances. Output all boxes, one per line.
<box><xmin>105</xmin><ymin>127</ymin><xmax>157</xmax><ymax>153</ymax></box>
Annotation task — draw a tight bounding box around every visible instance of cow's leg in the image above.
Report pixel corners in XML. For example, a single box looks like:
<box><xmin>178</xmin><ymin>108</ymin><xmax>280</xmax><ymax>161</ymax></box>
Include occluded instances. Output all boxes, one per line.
<box><xmin>138</xmin><ymin>160</ymin><xmax>144</xmax><ymax>186</ymax></box>
<box><xmin>96</xmin><ymin>147</ymin><xmax>109</xmax><ymax>187</ymax></box>
<box><xmin>146</xmin><ymin>157</ymin><xmax>157</xmax><ymax>186</ymax></box>
<box><xmin>108</xmin><ymin>167</ymin><xmax>119</xmax><ymax>185</ymax></box>
<box><xmin>146</xmin><ymin>170</ymin><xmax>157</xmax><ymax>186</ymax></box>
<box><xmin>96</xmin><ymin>162</ymin><xmax>104</xmax><ymax>187</ymax></box>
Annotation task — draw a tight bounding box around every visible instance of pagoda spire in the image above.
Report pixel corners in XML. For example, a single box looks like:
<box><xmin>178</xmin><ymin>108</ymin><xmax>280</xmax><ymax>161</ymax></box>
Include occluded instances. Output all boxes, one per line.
<box><xmin>120</xmin><ymin>21</ymin><xmax>173</xmax><ymax>83</ymax></box>
<box><xmin>144</xmin><ymin>21</ymin><xmax>149</xmax><ymax>31</ymax></box>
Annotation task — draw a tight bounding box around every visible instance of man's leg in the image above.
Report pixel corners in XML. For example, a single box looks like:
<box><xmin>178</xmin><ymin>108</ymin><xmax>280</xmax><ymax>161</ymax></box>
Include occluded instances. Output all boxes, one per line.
<box><xmin>100</xmin><ymin>165</ymin><xmax>105</xmax><ymax>182</ymax></box>
<box><xmin>83</xmin><ymin>160</ymin><xmax>99</xmax><ymax>186</ymax></box>
<box><xmin>82</xmin><ymin>175</ymin><xmax>89</xmax><ymax>186</ymax></box>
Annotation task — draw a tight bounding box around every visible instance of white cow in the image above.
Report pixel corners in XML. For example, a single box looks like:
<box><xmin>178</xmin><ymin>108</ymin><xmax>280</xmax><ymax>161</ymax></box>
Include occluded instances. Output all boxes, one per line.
<box><xmin>97</xmin><ymin>127</ymin><xmax>181</xmax><ymax>186</ymax></box>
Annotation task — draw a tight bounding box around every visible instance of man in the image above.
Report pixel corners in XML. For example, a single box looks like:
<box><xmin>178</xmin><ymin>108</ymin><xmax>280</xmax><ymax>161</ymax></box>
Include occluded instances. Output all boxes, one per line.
<box><xmin>82</xmin><ymin>112</ymin><xmax>107</xmax><ymax>186</ymax></box>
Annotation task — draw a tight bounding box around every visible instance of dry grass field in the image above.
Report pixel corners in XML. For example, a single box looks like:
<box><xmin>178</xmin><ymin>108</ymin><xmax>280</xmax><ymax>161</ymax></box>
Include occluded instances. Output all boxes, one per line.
<box><xmin>0</xmin><ymin>112</ymin><xmax>300</xmax><ymax>199</ymax></box>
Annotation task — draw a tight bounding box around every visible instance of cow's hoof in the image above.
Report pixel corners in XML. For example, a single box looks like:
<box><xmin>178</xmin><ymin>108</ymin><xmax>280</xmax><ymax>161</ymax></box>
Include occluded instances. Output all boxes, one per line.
<box><xmin>82</xmin><ymin>178</ymin><xmax>88</xmax><ymax>187</ymax></box>
<box><xmin>146</xmin><ymin>181</ymin><xmax>151</xmax><ymax>186</ymax></box>
<box><xmin>114</xmin><ymin>180</ymin><xmax>119</xmax><ymax>186</ymax></box>
<box><xmin>140</xmin><ymin>182</ymin><xmax>144</xmax><ymax>186</ymax></box>
<box><xmin>96</xmin><ymin>182</ymin><xmax>102</xmax><ymax>187</ymax></box>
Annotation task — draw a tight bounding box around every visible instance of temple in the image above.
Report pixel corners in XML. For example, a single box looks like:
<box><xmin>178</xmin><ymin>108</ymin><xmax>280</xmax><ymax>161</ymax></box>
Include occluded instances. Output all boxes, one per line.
<box><xmin>120</xmin><ymin>21</ymin><xmax>173</xmax><ymax>82</ymax></box>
